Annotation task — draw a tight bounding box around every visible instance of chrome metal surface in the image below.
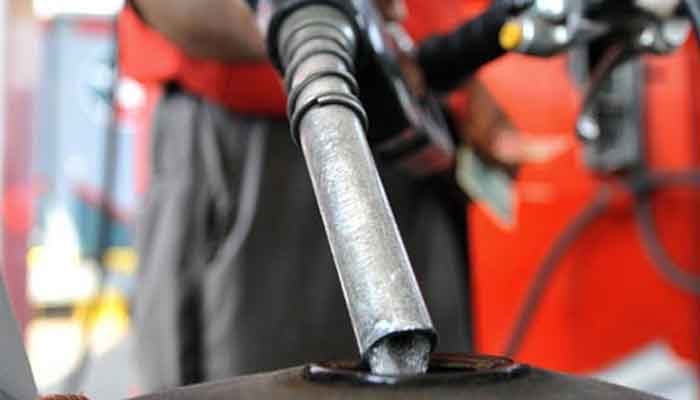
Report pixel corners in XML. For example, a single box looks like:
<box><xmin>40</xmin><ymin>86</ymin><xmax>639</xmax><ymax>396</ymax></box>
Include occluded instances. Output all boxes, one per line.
<box><xmin>298</xmin><ymin>104</ymin><xmax>435</xmax><ymax>371</ymax></box>
<box><xmin>276</xmin><ymin>4</ymin><xmax>436</xmax><ymax>374</ymax></box>
<box><xmin>366</xmin><ymin>333</ymin><xmax>433</xmax><ymax>376</ymax></box>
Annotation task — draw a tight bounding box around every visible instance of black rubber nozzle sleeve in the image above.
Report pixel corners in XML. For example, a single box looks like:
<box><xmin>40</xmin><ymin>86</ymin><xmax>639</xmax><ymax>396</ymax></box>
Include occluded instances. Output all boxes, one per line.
<box><xmin>264</xmin><ymin>1</ymin><xmax>368</xmax><ymax>146</ymax></box>
<box><xmin>416</xmin><ymin>0</ymin><xmax>527</xmax><ymax>93</ymax></box>
<box><xmin>264</xmin><ymin>0</ymin><xmax>362</xmax><ymax>73</ymax></box>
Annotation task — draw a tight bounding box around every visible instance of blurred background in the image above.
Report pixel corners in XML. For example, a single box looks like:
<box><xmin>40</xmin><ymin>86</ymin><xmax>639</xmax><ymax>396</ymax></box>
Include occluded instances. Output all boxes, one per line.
<box><xmin>0</xmin><ymin>0</ymin><xmax>698</xmax><ymax>399</ymax></box>
<box><xmin>1</xmin><ymin>0</ymin><xmax>143</xmax><ymax>397</ymax></box>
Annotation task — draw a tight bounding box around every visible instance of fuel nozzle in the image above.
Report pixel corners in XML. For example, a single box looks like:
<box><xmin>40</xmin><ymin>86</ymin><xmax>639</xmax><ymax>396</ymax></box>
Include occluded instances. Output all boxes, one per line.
<box><xmin>265</xmin><ymin>0</ymin><xmax>437</xmax><ymax>376</ymax></box>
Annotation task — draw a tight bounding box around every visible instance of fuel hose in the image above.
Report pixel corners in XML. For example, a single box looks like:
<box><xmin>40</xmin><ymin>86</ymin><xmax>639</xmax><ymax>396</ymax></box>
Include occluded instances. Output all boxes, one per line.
<box><xmin>505</xmin><ymin>170</ymin><xmax>700</xmax><ymax>358</ymax></box>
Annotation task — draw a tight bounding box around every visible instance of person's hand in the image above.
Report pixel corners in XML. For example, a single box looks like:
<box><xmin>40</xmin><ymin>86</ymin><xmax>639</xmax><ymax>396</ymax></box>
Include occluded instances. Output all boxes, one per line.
<box><xmin>460</xmin><ymin>80</ymin><xmax>571</xmax><ymax>172</ymax></box>
<box><xmin>490</xmin><ymin>131</ymin><xmax>572</xmax><ymax>166</ymax></box>
<box><xmin>374</xmin><ymin>0</ymin><xmax>407</xmax><ymax>22</ymax></box>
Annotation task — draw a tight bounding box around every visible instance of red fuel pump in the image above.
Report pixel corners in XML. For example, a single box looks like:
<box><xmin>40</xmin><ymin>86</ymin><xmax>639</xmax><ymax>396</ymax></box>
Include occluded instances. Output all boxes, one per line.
<box><xmin>470</xmin><ymin>4</ymin><xmax>700</xmax><ymax>395</ymax></box>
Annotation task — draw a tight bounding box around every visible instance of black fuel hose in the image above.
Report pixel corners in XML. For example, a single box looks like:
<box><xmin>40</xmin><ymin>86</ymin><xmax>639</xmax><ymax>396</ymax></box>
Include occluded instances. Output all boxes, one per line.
<box><xmin>505</xmin><ymin>171</ymin><xmax>700</xmax><ymax>358</ymax></box>
<box><xmin>416</xmin><ymin>0</ymin><xmax>534</xmax><ymax>93</ymax></box>
<box><xmin>630</xmin><ymin>171</ymin><xmax>700</xmax><ymax>295</ymax></box>
<box><xmin>504</xmin><ymin>185</ymin><xmax>614</xmax><ymax>357</ymax></box>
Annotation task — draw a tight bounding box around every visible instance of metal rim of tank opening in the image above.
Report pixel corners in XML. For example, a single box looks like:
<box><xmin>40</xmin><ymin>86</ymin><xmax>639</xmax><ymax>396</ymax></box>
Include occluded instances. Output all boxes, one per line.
<box><xmin>304</xmin><ymin>353</ymin><xmax>529</xmax><ymax>386</ymax></box>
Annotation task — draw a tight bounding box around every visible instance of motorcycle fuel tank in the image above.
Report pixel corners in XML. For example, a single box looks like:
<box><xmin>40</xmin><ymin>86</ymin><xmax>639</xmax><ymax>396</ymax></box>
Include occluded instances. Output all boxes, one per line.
<box><xmin>131</xmin><ymin>354</ymin><xmax>662</xmax><ymax>399</ymax></box>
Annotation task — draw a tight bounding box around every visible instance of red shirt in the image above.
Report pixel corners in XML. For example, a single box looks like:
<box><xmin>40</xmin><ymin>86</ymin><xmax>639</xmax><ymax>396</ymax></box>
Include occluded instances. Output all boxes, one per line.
<box><xmin>118</xmin><ymin>1</ymin><xmax>488</xmax><ymax>117</ymax></box>
<box><xmin>118</xmin><ymin>5</ymin><xmax>286</xmax><ymax>117</ymax></box>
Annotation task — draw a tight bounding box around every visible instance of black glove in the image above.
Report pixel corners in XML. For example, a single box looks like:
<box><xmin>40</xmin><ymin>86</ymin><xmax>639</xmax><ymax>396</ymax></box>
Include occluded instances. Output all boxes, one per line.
<box><xmin>416</xmin><ymin>0</ymin><xmax>533</xmax><ymax>93</ymax></box>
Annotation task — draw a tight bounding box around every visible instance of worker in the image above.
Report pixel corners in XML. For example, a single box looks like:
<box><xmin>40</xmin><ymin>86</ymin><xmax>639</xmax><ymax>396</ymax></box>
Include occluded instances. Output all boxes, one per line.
<box><xmin>119</xmin><ymin>0</ymin><xmax>520</xmax><ymax>391</ymax></box>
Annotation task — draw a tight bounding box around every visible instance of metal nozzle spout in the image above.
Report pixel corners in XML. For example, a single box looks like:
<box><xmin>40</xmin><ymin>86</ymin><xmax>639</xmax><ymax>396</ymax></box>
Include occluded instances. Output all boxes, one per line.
<box><xmin>367</xmin><ymin>332</ymin><xmax>434</xmax><ymax>376</ymax></box>
<box><xmin>269</xmin><ymin>2</ymin><xmax>438</xmax><ymax>375</ymax></box>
